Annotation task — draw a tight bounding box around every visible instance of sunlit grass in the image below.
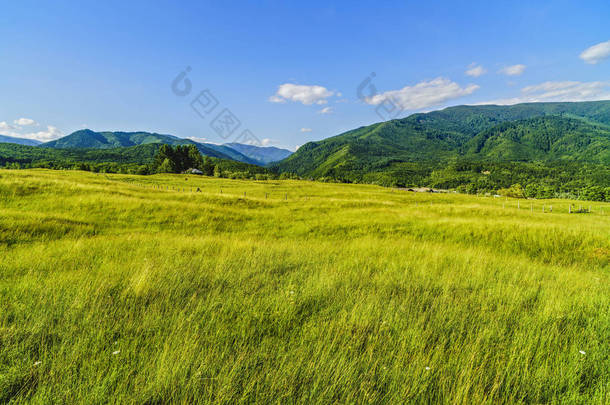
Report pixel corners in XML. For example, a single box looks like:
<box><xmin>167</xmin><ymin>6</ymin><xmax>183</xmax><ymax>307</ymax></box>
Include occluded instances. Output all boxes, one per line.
<box><xmin>0</xmin><ymin>169</ymin><xmax>608</xmax><ymax>403</ymax></box>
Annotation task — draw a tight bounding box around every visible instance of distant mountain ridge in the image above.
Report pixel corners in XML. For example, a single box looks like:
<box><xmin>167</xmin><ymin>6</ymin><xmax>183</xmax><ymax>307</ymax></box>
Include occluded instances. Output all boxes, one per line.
<box><xmin>0</xmin><ymin>134</ymin><xmax>42</xmax><ymax>146</ymax></box>
<box><xmin>40</xmin><ymin>129</ymin><xmax>187</xmax><ymax>149</ymax></box>
<box><xmin>41</xmin><ymin>129</ymin><xmax>259</xmax><ymax>163</ymax></box>
<box><xmin>39</xmin><ymin>129</ymin><xmax>292</xmax><ymax>165</ymax></box>
<box><xmin>224</xmin><ymin>143</ymin><xmax>293</xmax><ymax>165</ymax></box>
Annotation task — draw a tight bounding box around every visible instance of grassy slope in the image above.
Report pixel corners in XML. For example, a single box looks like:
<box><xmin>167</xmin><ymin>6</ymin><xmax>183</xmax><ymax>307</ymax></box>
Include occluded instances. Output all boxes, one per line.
<box><xmin>0</xmin><ymin>170</ymin><xmax>609</xmax><ymax>403</ymax></box>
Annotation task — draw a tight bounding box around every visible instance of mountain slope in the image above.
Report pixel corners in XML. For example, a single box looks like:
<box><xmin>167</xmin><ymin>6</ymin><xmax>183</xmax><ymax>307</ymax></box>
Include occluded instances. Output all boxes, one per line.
<box><xmin>275</xmin><ymin>101</ymin><xmax>610</xmax><ymax>178</ymax></box>
<box><xmin>41</xmin><ymin>129</ymin><xmax>197</xmax><ymax>149</ymax></box>
<box><xmin>202</xmin><ymin>143</ymin><xmax>263</xmax><ymax>165</ymax></box>
<box><xmin>41</xmin><ymin>129</ymin><xmax>259</xmax><ymax>164</ymax></box>
<box><xmin>224</xmin><ymin>143</ymin><xmax>293</xmax><ymax>165</ymax></box>
<box><xmin>466</xmin><ymin>116</ymin><xmax>610</xmax><ymax>164</ymax></box>
<box><xmin>0</xmin><ymin>134</ymin><xmax>42</xmax><ymax>146</ymax></box>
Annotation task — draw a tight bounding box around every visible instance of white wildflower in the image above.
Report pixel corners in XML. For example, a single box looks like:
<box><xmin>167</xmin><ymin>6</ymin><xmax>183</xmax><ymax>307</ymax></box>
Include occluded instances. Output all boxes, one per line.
<box><xmin>579</xmin><ymin>350</ymin><xmax>586</xmax><ymax>355</ymax></box>
<box><xmin>113</xmin><ymin>350</ymin><xmax>120</xmax><ymax>355</ymax></box>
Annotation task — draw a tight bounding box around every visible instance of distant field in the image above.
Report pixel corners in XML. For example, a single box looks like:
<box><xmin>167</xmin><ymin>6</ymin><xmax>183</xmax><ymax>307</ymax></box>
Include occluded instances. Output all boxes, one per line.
<box><xmin>0</xmin><ymin>169</ymin><xmax>609</xmax><ymax>403</ymax></box>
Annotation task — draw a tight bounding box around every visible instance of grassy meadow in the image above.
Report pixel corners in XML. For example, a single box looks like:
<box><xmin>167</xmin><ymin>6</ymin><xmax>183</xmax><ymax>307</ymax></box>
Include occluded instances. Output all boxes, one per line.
<box><xmin>0</xmin><ymin>169</ymin><xmax>609</xmax><ymax>404</ymax></box>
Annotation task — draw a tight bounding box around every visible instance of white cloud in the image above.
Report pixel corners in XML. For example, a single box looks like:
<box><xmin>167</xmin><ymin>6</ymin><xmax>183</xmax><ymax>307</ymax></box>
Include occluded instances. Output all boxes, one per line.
<box><xmin>477</xmin><ymin>80</ymin><xmax>610</xmax><ymax>105</ymax></box>
<box><xmin>465</xmin><ymin>63</ymin><xmax>486</xmax><ymax>77</ymax></box>
<box><xmin>318</xmin><ymin>106</ymin><xmax>333</xmax><ymax>114</ymax></box>
<box><xmin>14</xmin><ymin>118</ymin><xmax>36</xmax><ymax>126</ymax></box>
<box><xmin>261</xmin><ymin>138</ymin><xmax>273</xmax><ymax>146</ymax></box>
<box><xmin>499</xmin><ymin>64</ymin><xmax>526</xmax><ymax>76</ymax></box>
<box><xmin>0</xmin><ymin>119</ymin><xmax>63</xmax><ymax>141</ymax></box>
<box><xmin>268</xmin><ymin>95</ymin><xmax>285</xmax><ymax>103</ymax></box>
<box><xmin>364</xmin><ymin>77</ymin><xmax>479</xmax><ymax>110</ymax></box>
<box><xmin>0</xmin><ymin>121</ymin><xmax>15</xmax><ymax>131</ymax></box>
<box><xmin>269</xmin><ymin>83</ymin><xmax>335</xmax><ymax>105</ymax></box>
<box><xmin>580</xmin><ymin>40</ymin><xmax>610</xmax><ymax>64</ymax></box>
<box><xmin>300</xmin><ymin>128</ymin><xmax>312</xmax><ymax>132</ymax></box>
<box><xmin>22</xmin><ymin>125</ymin><xmax>63</xmax><ymax>142</ymax></box>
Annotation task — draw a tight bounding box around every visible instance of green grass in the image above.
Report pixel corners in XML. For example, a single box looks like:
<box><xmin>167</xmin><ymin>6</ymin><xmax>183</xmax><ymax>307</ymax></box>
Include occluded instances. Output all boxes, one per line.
<box><xmin>1</xmin><ymin>169</ymin><xmax>609</xmax><ymax>404</ymax></box>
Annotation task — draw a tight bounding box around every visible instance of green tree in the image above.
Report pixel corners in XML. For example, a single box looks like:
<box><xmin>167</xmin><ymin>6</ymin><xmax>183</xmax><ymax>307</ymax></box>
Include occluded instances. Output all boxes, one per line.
<box><xmin>158</xmin><ymin>158</ymin><xmax>176</xmax><ymax>173</ymax></box>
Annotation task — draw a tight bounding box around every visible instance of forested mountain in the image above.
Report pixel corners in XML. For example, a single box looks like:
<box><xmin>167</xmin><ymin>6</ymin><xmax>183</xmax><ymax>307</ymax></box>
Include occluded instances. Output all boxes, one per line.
<box><xmin>40</xmin><ymin>129</ymin><xmax>186</xmax><ymax>149</ymax></box>
<box><xmin>40</xmin><ymin>129</ymin><xmax>259</xmax><ymax>164</ymax></box>
<box><xmin>224</xmin><ymin>143</ymin><xmax>293</xmax><ymax>165</ymax></box>
<box><xmin>270</xmin><ymin>101</ymin><xmax>610</xmax><ymax>198</ymax></box>
<box><xmin>0</xmin><ymin>134</ymin><xmax>42</xmax><ymax>146</ymax></box>
<box><xmin>274</xmin><ymin>101</ymin><xmax>610</xmax><ymax>176</ymax></box>
<box><xmin>465</xmin><ymin>116</ymin><xmax>610</xmax><ymax>164</ymax></box>
<box><xmin>40</xmin><ymin>129</ymin><xmax>297</xmax><ymax>166</ymax></box>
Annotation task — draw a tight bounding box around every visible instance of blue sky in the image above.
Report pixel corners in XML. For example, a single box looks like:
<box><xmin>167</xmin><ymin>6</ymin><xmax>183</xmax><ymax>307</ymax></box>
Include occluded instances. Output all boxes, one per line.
<box><xmin>1</xmin><ymin>0</ymin><xmax>609</xmax><ymax>150</ymax></box>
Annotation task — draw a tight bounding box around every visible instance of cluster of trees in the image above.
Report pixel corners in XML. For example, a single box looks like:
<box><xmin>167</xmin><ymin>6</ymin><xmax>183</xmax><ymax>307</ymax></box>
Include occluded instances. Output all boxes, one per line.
<box><xmin>151</xmin><ymin>145</ymin><xmax>278</xmax><ymax>179</ymax></box>
<box><xmin>153</xmin><ymin>144</ymin><xmax>207</xmax><ymax>174</ymax></box>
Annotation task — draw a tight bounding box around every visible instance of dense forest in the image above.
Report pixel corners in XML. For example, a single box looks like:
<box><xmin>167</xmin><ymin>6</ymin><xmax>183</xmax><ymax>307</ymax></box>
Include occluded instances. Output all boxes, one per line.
<box><xmin>0</xmin><ymin>143</ymin><xmax>276</xmax><ymax>180</ymax></box>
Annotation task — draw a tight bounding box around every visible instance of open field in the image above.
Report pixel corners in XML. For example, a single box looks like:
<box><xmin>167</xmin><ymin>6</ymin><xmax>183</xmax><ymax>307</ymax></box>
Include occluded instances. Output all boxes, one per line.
<box><xmin>0</xmin><ymin>169</ymin><xmax>609</xmax><ymax>403</ymax></box>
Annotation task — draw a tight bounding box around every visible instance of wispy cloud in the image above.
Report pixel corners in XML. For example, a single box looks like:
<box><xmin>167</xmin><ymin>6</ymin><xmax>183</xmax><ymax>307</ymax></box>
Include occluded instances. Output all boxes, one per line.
<box><xmin>580</xmin><ymin>40</ymin><xmax>610</xmax><ymax>64</ymax></box>
<box><xmin>318</xmin><ymin>106</ymin><xmax>333</xmax><ymax>114</ymax></box>
<box><xmin>300</xmin><ymin>128</ymin><xmax>312</xmax><ymax>132</ymax></box>
<box><xmin>0</xmin><ymin>121</ymin><xmax>15</xmax><ymax>131</ymax></box>
<box><xmin>499</xmin><ymin>64</ymin><xmax>526</xmax><ymax>76</ymax></box>
<box><xmin>14</xmin><ymin>118</ymin><xmax>36</xmax><ymax>126</ymax></box>
<box><xmin>269</xmin><ymin>83</ymin><xmax>335</xmax><ymax>105</ymax></box>
<box><xmin>465</xmin><ymin>63</ymin><xmax>486</xmax><ymax>77</ymax></box>
<box><xmin>477</xmin><ymin>80</ymin><xmax>610</xmax><ymax>105</ymax></box>
<box><xmin>364</xmin><ymin>77</ymin><xmax>479</xmax><ymax>110</ymax></box>
<box><xmin>23</xmin><ymin>126</ymin><xmax>63</xmax><ymax>142</ymax></box>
